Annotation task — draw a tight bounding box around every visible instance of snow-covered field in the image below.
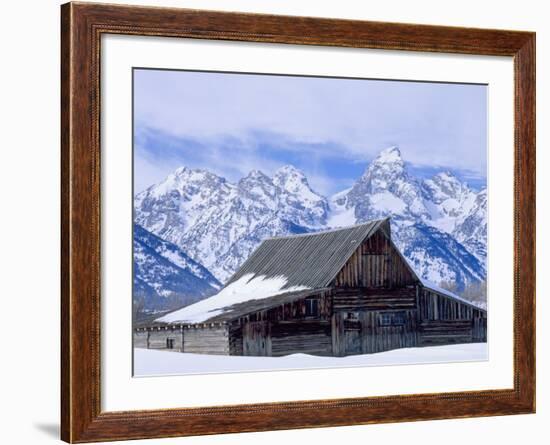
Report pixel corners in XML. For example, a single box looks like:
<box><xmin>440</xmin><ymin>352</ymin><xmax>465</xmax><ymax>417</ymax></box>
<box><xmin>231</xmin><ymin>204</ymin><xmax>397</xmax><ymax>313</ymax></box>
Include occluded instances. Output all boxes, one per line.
<box><xmin>134</xmin><ymin>343</ymin><xmax>488</xmax><ymax>377</ymax></box>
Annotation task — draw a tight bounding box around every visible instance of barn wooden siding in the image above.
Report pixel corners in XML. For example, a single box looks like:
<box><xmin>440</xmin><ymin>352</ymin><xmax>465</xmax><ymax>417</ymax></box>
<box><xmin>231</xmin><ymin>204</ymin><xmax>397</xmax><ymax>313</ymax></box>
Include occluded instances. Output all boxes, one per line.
<box><xmin>134</xmin><ymin>325</ymin><xmax>229</xmax><ymax>354</ymax></box>
<box><xmin>136</xmin><ymin>283</ymin><xmax>487</xmax><ymax>356</ymax></box>
<box><xmin>183</xmin><ymin>325</ymin><xmax>229</xmax><ymax>355</ymax></box>
<box><xmin>332</xmin><ymin>309</ymin><xmax>418</xmax><ymax>356</ymax></box>
<box><xmin>418</xmin><ymin>289</ymin><xmax>487</xmax><ymax>346</ymax></box>
<box><xmin>329</xmin><ymin>282</ymin><xmax>485</xmax><ymax>355</ymax></box>
<box><xmin>137</xmin><ymin>291</ymin><xmax>333</xmax><ymax>357</ymax></box>
<box><xmin>271</xmin><ymin>321</ymin><xmax>332</xmax><ymax>357</ymax></box>
<box><xmin>330</xmin><ymin>229</ymin><xmax>421</xmax><ymax>356</ymax></box>
<box><xmin>332</xmin><ymin>287</ymin><xmax>417</xmax><ymax>311</ymax></box>
<box><xmin>229</xmin><ymin>291</ymin><xmax>333</xmax><ymax>356</ymax></box>
<box><xmin>228</xmin><ymin>324</ymin><xmax>243</xmax><ymax>355</ymax></box>
<box><xmin>137</xmin><ymin>326</ymin><xmax>184</xmax><ymax>352</ymax></box>
<box><xmin>333</xmin><ymin>230</ymin><xmax>416</xmax><ymax>288</ymax></box>
<box><xmin>134</xmin><ymin>330</ymin><xmax>149</xmax><ymax>349</ymax></box>
<box><xmin>135</xmin><ymin>287</ymin><xmax>486</xmax><ymax>357</ymax></box>
<box><xmin>233</xmin><ymin>291</ymin><xmax>332</xmax><ymax>324</ymax></box>
<box><xmin>330</xmin><ymin>283</ymin><xmax>419</xmax><ymax>356</ymax></box>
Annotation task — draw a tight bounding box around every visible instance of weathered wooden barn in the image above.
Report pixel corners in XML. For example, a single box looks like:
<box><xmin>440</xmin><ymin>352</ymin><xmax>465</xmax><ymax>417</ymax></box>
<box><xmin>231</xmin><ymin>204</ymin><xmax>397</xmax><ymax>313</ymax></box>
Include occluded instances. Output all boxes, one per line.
<box><xmin>134</xmin><ymin>218</ymin><xmax>487</xmax><ymax>357</ymax></box>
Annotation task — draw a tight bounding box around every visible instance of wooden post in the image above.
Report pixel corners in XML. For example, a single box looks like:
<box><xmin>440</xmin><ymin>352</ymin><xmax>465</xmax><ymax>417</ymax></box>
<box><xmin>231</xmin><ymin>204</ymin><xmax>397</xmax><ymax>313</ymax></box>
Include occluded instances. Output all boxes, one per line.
<box><xmin>331</xmin><ymin>312</ymin><xmax>344</xmax><ymax>357</ymax></box>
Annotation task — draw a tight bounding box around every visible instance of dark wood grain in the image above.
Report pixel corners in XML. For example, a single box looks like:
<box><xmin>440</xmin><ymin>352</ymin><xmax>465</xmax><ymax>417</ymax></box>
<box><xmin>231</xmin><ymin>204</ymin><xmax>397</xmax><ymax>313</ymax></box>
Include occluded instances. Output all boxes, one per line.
<box><xmin>60</xmin><ymin>2</ymin><xmax>536</xmax><ymax>443</ymax></box>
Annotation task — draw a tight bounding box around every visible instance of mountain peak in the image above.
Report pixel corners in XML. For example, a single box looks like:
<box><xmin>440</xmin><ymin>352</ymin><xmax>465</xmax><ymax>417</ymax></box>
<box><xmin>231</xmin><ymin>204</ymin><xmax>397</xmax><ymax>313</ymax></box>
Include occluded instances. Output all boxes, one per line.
<box><xmin>359</xmin><ymin>146</ymin><xmax>406</xmax><ymax>181</ymax></box>
<box><xmin>434</xmin><ymin>170</ymin><xmax>459</xmax><ymax>182</ymax></box>
<box><xmin>346</xmin><ymin>146</ymin><xmax>429</xmax><ymax>222</ymax></box>
<box><xmin>173</xmin><ymin>166</ymin><xmax>209</xmax><ymax>178</ymax></box>
<box><xmin>170</xmin><ymin>166</ymin><xmax>229</xmax><ymax>188</ymax></box>
<box><xmin>272</xmin><ymin>165</ymin><xmax>328</xmax><ymax>223</ymax></box>
<box><xmin>273</xmin><ymin>164</ymin><xmax>310</xmax><ymax>190</ymax></box>
<box><xmin>138</xmin><ymin>165</ymin><xmax>229</xmax><ymax>202</ymax></box>
<box><xmin>374</xmin><ymin>146</ymin><xmax>403</xmax><ymax>164</ymax></box>
<box><xmin>360</xmin><ymin>146</ymin><xmax>407</xmax><ymax>182</ymax></box>
<box><xmin>244</xmin><ymin>169</ymin><xmax>270</xmax><ymax>180</ymax></box>
<box><xmin>169</xmin><ymin>166</ymin><xmax>206</xmax><ymax>182</ymax></box>
<box><xmin>238</xmin><ymin>169</ymin><xmax>277</xmax><ymax>199</ymax></box>
<box><xmin>274</xmin><ymin>164</ymin><xmax>306</xmax><ymax>178</ymax></box>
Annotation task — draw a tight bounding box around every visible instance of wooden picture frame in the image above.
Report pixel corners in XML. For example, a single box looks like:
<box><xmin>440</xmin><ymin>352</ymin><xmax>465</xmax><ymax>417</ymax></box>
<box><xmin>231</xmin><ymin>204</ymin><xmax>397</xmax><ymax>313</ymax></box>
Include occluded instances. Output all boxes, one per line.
<box><xmin>61</xmin><ymin>2</ymin><xmax>535</xmax><ymax>442</ymax></box>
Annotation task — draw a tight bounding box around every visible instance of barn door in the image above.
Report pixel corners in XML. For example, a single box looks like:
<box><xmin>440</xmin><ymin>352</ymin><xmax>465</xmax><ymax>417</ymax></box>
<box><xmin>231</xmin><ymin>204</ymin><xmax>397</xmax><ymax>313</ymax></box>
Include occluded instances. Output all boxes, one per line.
<box><xmin>243</xmin><ymin>322</ymin><xmax>271</xmax><ymax>356</ymax></box>
<box><xmin>344</xmin><ymin>313</ymin><xmax>362</xmax><ymax>355</ymax></box>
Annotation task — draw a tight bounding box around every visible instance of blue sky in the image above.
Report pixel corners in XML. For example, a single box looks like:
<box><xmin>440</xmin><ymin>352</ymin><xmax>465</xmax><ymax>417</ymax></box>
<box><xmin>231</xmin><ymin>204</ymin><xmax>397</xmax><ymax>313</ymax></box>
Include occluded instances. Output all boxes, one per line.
<box><xmin>134</xmin><ymin>69</ymin><xmax>487</xmax><ymax>195</ymax></box>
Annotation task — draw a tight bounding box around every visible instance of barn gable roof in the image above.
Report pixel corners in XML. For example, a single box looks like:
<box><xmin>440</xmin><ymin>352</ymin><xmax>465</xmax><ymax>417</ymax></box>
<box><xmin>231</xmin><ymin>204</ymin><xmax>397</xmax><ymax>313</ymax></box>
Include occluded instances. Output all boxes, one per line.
<box><xmin>156</xmin><ymin>219</ymin><xmax>390</xmax><ymax>325</ymax></box>
<box><xmin>226</xmin><ymin>218</ymin><xmax>388</xmax><ymax>290</ymax></box>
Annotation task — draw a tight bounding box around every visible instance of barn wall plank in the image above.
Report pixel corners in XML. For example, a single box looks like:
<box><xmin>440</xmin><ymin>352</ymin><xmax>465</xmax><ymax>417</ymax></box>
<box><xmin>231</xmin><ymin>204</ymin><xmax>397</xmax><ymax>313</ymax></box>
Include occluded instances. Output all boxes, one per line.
<box><xmin>333</xmin><ymin>229</ymin><xmax>416</xmax><ymax>288</ymax></box>
<box><xmin>183</xmin><ymin>326</ymin><xmax>229</xmax><ymax>355</ymax></box>
<box><xmin>133</xmin><ymin>330</ymin><xmax>149</xmax><ymax>349</ymax></box>
<box><xmin>271</xmin><ymin>322</ymin><xmax>332</xmax><ymax>356</ymax></box>
<box><xmin>418</xmin><ymin>288</ymin><xmax>487</xmax><ymax>344</ymax></box>
<box><xmin>146</xmin><ymin>329</ymin><xmax>184</xmax><ymax>352</ymax></box>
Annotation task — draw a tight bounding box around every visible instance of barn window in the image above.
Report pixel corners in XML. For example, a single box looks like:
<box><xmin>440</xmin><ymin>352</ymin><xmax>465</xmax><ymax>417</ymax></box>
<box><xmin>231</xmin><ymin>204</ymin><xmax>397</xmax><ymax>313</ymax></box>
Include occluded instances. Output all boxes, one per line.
<box><xmin>305</xmin><ymin>298</ymin><xmax>319</xmax><ymax>317</ymax></box>
<box><xmin>166</xmin><ymin>338</ymin><xmax>175</xmax><ymax>349</ymax></box>
<box><xmin>378</xmin><ymin>312</ymin><xmax>406</xmax><ymax>326</ymax></box>
<box><xmin>379</xmin><ymin>313</ymin><xmax>393</xmax><ymax>326</ymax></box>
<box><xmin>392</xmin><ymin>312</ymin><xmax>406</xmax><ymax>325</ymax></box>
<box><xmin>346</xmin><ymin>312</ymin><xmax>359</xmax><ymax>320</ymax></box>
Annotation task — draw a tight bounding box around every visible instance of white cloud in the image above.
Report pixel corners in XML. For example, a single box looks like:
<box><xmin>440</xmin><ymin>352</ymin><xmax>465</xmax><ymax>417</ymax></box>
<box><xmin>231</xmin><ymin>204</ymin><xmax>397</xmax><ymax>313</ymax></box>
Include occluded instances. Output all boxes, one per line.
<box><xmin>134</xmin><ymin>69</ymin><xmax>487</xmax><ymax>191</ymax></box>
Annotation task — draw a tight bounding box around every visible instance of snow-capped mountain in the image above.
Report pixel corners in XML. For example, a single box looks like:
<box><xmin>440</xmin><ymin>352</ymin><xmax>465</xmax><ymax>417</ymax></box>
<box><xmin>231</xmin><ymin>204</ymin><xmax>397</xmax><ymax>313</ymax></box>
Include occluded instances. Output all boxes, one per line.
<box><xmin>133</xmin><ymin>224</ymin><xmax>221</xmax><ymax>311</ymax></box>
<box><xmin>343</xmin><ymin>146</ymin><xmax>431</xmax><ymax>223</ymax></box>
<box><xmin>452</xmin><ymin>188</ymin><xmax>487</xmax><ymax>263</ymax></box>
<box><xmin>394</xmin><ymin>223</ymin><xmax>485</xmax><ymax>287</ymax></box>
<box><xmin>273</xmin><ymin>165</ymin><xmax>329</xmax><ymax>227</ymax></box>
<box><xmin>135</xmin><ymin>165</ymin><xmax>327</xmax><ymax>282</ymax></box>
<box><xmin>421</xmin><ymin>170</ymin><xmax>478</xmax><ymax>233</ymax></box>
<box><xmin>325</xmin><ymin>146</ymin><xmax>487</xmax><ymax>288</ymax></box>
<box><xmin>333</xmin><ymin>147</ymin><xmax>480</xmax><ymax>232</ymax></box>
<box><xmin>134</xmin><ymin>146</ymin><xmax>487</xmax><ymax>292</ymax></box>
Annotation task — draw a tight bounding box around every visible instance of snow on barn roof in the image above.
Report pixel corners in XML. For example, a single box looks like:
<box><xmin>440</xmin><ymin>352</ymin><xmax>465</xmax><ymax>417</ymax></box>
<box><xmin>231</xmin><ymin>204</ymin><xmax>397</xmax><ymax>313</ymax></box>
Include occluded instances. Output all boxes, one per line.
<box><xmin>156</xmin><ymin>274</ymin><xmax>316</xmax><ymax>324</ymax></box>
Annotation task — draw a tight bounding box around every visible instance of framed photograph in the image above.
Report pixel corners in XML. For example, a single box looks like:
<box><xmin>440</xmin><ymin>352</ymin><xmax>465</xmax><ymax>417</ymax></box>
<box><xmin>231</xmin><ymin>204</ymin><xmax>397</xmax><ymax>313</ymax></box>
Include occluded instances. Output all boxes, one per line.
<box><xmin>61</xmin><ymin>2</ymin><xmax>535</xmax><ymax>442</ymax></box>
